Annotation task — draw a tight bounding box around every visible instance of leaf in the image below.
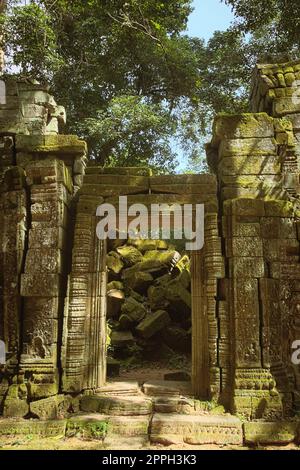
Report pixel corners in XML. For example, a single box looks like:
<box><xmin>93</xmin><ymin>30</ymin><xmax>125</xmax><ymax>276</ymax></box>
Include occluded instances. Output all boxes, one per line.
<box><xmin>150</xmin><ymin>20</ymin><xmax>162</xmax><ymax>30</ymax></box>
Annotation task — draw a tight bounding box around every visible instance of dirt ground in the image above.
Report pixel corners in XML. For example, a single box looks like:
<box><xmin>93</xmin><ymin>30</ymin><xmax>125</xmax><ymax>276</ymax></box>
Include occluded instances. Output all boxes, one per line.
<box><xmin>118</xmin><ymin>366</ymin><xmax>189</xmax><ymax>382</ymax></box>
<box><xmin>116</xmin><ymin>351</ymin><xmax>192</xmax><ymax>382</ymax></box>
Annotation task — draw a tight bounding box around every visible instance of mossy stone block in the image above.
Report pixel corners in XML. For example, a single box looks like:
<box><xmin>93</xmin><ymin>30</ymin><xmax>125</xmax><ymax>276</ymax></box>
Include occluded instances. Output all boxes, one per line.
<box><xmin>3</xmin><ymin>398</ymin><xmax>29</xmax><ymax>418</ymax></box>
<box><xmin>116</xmin><ymin>245</ymin><xmax>143</xmax><ymax>266</ymax></box>
<box><xmin>136</xmin><ymin>310</ymin><xmax>171</xmax><ymax>339</ymax></box>
<box><xmin>244</xmin><ymin>421</ymin><xmax>297</xmax><ymax>444</ymax></box>
<box><xmin>213</xmin><ymin>113</ymin><xmax>274</xmax><ymax>141</ymax></box>
<box><xmin>120</xmin><ymin>297</ymin><xmax>147</xmax><ymax>323</ymax></box>
<box><xmin>264</xmin><ymin>200</ymin><xmax>294</xmax><ymax>217</ymax></box>
<box><xmin>0</xmin><ymin>419</ymin><xmax>67</xmax><ymax>437</ymax></box>
<box><xmin>219</xmin><ymin>137</ymin><xmax>277</xmax><ymax>158</ymax></box>
<box><xmin>66</xmin><ymin>415</ymin><xmax>108</xmax><ymax>439</ymax></box>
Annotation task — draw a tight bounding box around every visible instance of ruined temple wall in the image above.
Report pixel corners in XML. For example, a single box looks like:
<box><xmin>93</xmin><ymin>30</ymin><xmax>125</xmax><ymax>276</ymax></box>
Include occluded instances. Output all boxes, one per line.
<box><xmin>0</xmin><ymin>167</ymin><xmax>27</xmax><ymax>365</ymax></box>
<box><xmin>0</xmin><ymin>62</ymin><xmax>300</xmax><ymax>420</ymax></box>
<box><xmin>251</xmin><ymin>61</ymin><xmax>300</xmax><ymax>196</ymax></box>
<box><xmin>0</xmin><ymin>79</ymin><xmax>87</xmax><ymax>415</ymax></box>
<box><xmin>207</xmin><ymin>61</ymin><xmax>300</xmax><ymax>417</ymax></box>
<box><xmin>0</xmin><ymin>78</ymin><xmax>65</xmax><ymax>137</ymax></box>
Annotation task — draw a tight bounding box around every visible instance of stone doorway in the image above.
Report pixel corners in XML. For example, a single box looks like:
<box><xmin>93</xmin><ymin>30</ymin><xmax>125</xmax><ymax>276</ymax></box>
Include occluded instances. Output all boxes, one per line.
<box><xmin>101</xmin><ymin>208</ymin><xmax>213</xmax><ymax>400</ymax></box>
<box><xmin>62</xmin><ymin>170</ymin><xmax>223</xmax><ymax>402</ymax></box>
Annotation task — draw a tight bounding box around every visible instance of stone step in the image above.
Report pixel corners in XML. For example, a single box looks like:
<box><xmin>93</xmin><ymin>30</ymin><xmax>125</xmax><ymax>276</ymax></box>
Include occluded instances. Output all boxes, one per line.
<box><xmin>153</xmin><ymin>396</ymin><xmax>196</xmax><ymax>414</ymax></box>
<box><xmin>150</xmin><ymin>413</ymin><xmax>243</xmax><ymax>446</ymax></box>
<box><xmin>80</xmin><ymin>394</ymin><xmax>153</xmax><ymax>416</ymax></box>
<box><xmin>66</xmin><ymin>414</ymin><xmax>151</xmax><ymax>443</ymax></box>
<box><xmin>243</xmin><ymin>421</ymin><xmax>299</xmax><ymax>445</ymax></box>
<box><xmin>143</xmin><ymin>380</ymin><xmax>193</xmax><ymax>397</ymax></box>
<box><xmin>0</xmin><ymin>418</ymin><xmax>67</xmax><ymax>438</ymax></box>
<box><xmin>108</xmin><ymin>415</ymin><xmax>151</xmax><ymax>437</ymax></box>
<box><xmin>94</xmin><ymin>380</ymin><xmax>140</xmax><ymax>396</ymax></box>
<box><xmin>104</xmin><ymin>437</ymin><xmax>149</xmax><ymax>449</ymax></box>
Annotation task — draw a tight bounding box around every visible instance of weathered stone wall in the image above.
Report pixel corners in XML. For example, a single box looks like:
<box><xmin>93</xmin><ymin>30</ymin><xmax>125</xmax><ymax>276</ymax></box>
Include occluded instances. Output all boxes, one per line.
<box><xmin>206</xmin><ymin>59</ymin><xmax>300</xmax><ymax>417</ymax></box>
<box><xmin>251</xmin><ymin>62</ymin><xmax>300</xmax><ymax>196</ymax></box>
<box><xmin>0</xmin><ymin>78</ymin><xmax>66</xmax><ymax>136</ymax></box>
<box><xmin>0</xmin><ymin>79</ymin><xmax>87</xmax><ymax>416</ymax></box>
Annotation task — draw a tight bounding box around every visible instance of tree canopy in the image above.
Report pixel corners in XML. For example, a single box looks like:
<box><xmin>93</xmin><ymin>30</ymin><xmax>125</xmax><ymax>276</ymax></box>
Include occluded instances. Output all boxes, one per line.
<box><xmin>1</xmin><ymin>1</ymin><xmax>299</xmax><ymax>173</ymax></box>
<box><xmin>1</xmin><ymin>0</ymin><xmax>205</xmax><ymax>172</ymax></box>
<box><xmin>224</xmin><ymin>0</ymin><xmax>300</xmax><ymax>53</ymax></box>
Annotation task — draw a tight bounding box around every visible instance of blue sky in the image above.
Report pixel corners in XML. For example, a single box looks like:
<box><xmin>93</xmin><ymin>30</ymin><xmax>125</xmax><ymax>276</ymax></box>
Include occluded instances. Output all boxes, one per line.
<box><xmin>187</xmin><ymin>0</ymin><xmax>235</xmax><ymax>40</ymax></box>
<box><xmin>176</xmin><ymin>0</ymin><xmax>235</xmax><ymax>171</ymax></box>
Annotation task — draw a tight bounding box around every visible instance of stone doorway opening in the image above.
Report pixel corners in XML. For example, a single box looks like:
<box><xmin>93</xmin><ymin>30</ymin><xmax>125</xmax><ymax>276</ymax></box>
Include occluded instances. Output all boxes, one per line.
<box><xmin>106</xmin><ymin>235</ymin><xmax>193</xmax><ymax>388</ymax></box>
<box><xmin>63</xmin><ymin>171</ymin><xmax>220</xmax><ymax>403</ymax></box>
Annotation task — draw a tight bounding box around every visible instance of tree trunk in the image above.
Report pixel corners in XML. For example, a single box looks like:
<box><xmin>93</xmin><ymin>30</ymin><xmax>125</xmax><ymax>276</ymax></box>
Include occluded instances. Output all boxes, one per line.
<box><xmin>0</xmin><ymin>0</ymin><xmax>7</xmax><ymax>73</ymax></box>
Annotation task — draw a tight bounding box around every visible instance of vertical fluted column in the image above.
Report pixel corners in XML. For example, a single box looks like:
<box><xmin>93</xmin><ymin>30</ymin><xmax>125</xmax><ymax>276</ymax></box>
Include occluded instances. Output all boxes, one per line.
<box><xmin>191</xmin><ymin>249</ymin><xmax>209</xmax><ymax>398</ymax></box>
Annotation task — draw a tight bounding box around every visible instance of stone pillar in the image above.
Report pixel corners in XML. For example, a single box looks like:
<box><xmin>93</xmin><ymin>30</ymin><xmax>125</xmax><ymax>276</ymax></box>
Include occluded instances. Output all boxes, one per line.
<box><xmin>62</xmin><ymin>195</ymin><xmax>107</xmax><ymax>393</ymax></box>
<box><xmin>191</xmin><ymin>210</ymin><xmax>225</xmax><ymax>401</ymax></box>
<box><xmin>191</xmin><ymin>250</ymin><xmax>207</xmax><ymax>397</ymax></box>
<box><xmin>0</xmin><ymin>78</ymin><xmax>87</xmax><ymax>415</ymax></box>
<box><xmin>261</xmin><ymin>201</ymin><xmax>300</xmax><ymax>415</ymax></box>
<box><xmin>248</xmin><ymin>61</ymin><xmax>300</xmax><ymax>413</ymax></box>
<box><xmin>19</xmin><ymin>159</ymin><xmax>72</xmax><ymax>400</ymax></box>
<box><xmin>0</xmin><ymin>167</ymin><xmax>27</xmax><ymax>365</ymax></box>
<box><xmin>208</xmin><ymin>105</ymin><xmax>300</xmax><ymax>418</ymax></box>
<box><xmin>206</xmin><ymin>113</ymin><xmax>289</xmax><ymax>418</ymax></box>
<box><xmin>224</xmin><ymin>199</ymin><xmax>283</xmax><ymax>418</ymax></box>
<box><xmin>204</xmin><ymin>213</ymin><xmax>225</xmax><ymax>399</ymax></box>
<box><xmin>0</xmin><ymin>166</ymin><xmax>28</xmax><ymax>415</ymax></box>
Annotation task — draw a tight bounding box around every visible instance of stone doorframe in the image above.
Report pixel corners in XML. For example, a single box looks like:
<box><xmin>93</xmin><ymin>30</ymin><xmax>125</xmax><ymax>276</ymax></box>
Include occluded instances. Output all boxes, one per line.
<box><xmin>62</xmin><ymin>171</ymin><xmax>225</xmax><ymax>401</ymax></box>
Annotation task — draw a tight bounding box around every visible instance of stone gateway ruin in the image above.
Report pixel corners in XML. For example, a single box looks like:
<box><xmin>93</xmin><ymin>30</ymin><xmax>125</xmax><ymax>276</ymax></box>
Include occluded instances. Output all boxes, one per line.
<box><xmin>0</xmin><ymin>60</ymin><xmax>300</xmax><ymax>446</ymax></box>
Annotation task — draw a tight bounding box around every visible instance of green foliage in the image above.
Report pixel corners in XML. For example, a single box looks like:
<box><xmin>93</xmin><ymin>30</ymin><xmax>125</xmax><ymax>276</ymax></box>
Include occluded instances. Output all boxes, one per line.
<box><xmin>88</xmin><ymin>421</ymin><xmax>108</xmax><ymax>439</ymax></box>
<box><xmin>224</xmin><ymin>0</ymin><xmax>300</xmax><ymax>53</ymax></box>
<box><xmin>1</xmin><ymin>2</ymin><xmax>63</xmax><ymax>77</ymax></box>
<box><xmin>67</xmin><ymin>419</ymin><xmax>108</xmax><ymax>439</ymax></box>
<box><xmin>76</xmin><ymin>95</ymin><xmax>177</xmax><ymax>172</ymax></box>
<box><xmin>1</xmin><ymin>0</ymin><xmax>203</xmax><ymax>171</ymax></box>
<box><xmin>3</xmin><ymin>1</ymin><xmax>298</xmax><ymax>173</ymax></box>
<box><xmin>196</xmin><ymin>31</ymin><xmax>250</xmax><ymax>114</ymax></box>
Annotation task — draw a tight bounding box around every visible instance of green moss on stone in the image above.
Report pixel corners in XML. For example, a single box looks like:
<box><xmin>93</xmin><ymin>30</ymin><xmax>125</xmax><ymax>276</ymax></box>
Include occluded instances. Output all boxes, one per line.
<box><xmin>66</xmin><ymin>417</ymin><xmax>108</xmax><ymax>440</ymax></box>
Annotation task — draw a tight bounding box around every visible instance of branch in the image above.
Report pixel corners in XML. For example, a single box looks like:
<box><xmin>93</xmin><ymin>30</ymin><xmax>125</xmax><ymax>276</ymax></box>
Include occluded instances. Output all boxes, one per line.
<box><xmin>106</xmin><ymin>9</ymin><xmax>183</xmax><ymax>99</ymax></box>
<box><xmin>0</xmin><ymin>1</ymin><xmax>6</xmax><ymax>14</ymax></box>
<box><xmin>106</xmin><ymin>11</ymin><xmax>161</xmax><ymax>44</ymax></box>
<box><xmin>47</xmin><ymin>0</ymin><xmax>59</xmax><ymax>11</ymax></box>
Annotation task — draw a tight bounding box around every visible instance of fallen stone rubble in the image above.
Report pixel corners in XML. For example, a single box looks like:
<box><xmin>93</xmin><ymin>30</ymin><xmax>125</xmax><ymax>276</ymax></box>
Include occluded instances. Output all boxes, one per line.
<box><xmin>106</xmin><ymin>238</ymin><xmax>192</xmax><ymax>372</ymax></box>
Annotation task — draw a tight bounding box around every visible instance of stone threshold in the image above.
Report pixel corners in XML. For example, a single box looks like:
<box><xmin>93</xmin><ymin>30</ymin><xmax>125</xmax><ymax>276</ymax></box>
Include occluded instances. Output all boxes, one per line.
<box><xmin>0</xmin><ymin>416</ymin><xmax>299</xmax><ymax>447</ymax></box>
